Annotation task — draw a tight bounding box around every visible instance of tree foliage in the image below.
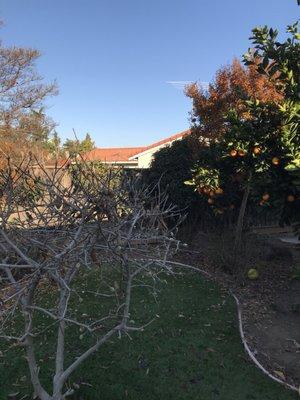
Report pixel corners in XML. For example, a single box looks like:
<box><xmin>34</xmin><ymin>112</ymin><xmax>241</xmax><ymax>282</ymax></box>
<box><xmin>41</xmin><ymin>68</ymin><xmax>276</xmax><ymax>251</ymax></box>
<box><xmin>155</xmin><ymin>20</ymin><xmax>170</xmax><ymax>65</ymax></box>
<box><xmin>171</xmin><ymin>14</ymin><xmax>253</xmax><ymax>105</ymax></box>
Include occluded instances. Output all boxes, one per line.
<box><xmin>145</xmin><ymin>58</ymin><xmax>284</xmax><ymax>225</ymax></box>
<box><xmin>142</xmin><ymin>137</ymin><xmax>204</xmax><ymax>213</ymax></box>
<box><xmin>45</xmin><ymin>131</ymin><xmax>62</xmax><ymax>159</ymax></box>
<box><xmin>187</xmin><ymin>22</ymin><xmax>300</xmax><ymax>232</ymax></box>
<box><xmin>185</xmin><ymin>58</ymin><xmax>282</xmax><ymax>141</ymax></box>
<box><xmin>0</xmin><ymin>37</ymin><xmax>57</xmax><ymax>167</ymax></box>
<box><xmin>63</xmin><ymin>133</ymin><xmax>95</xmax><ymax>157</ymax></box>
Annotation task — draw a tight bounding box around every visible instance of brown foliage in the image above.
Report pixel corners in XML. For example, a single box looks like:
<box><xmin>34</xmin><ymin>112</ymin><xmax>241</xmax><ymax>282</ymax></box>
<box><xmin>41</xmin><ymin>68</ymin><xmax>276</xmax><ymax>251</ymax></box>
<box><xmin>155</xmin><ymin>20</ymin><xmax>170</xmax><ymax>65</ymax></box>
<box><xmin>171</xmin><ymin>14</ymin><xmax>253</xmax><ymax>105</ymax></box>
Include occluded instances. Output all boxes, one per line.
<box><xmin>186</xmin><ymin>58</ymin><xmax>283</xmax><ymax>140</ymax></box>
<box><xmin>0</xmin><ymin>40</ymin><xmax>57</xmax><ymax>168</ymax></box>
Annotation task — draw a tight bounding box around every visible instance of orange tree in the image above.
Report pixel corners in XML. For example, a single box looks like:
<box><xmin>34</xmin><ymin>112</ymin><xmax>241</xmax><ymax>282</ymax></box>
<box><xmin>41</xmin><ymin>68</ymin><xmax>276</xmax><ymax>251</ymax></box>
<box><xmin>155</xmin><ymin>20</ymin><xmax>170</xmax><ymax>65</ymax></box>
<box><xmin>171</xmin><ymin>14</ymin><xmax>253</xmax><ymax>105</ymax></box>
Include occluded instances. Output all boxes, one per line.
<box><xmin>186</xmin><ymin>22</ymin><xmax>300</xmax><ymax>249</ymax></box>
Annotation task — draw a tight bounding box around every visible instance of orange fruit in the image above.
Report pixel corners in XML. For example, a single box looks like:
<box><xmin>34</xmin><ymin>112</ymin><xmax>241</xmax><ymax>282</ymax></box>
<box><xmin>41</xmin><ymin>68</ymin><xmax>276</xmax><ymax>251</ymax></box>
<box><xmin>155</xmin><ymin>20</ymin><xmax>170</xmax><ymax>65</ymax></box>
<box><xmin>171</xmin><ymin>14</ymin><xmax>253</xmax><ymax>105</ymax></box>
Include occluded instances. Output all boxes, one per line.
<box><xmin>253</xmin><ymin>146</ymin><xmax>261</xmax><ymax>155</ymax></box>
<box><xmin>215</xmin><ymin>187</ymin><xmax>224</xmax><ymax>195</ymax></box>
<box><xmin>230</xmin><ymin>149</ymin><xmax>238</xmax><ymax>157</ymax></box>
<box><xmin>238</xmin><ymin>150</ymin><xmax>246</xmax><ymax>157</ymax></box>
<box><xmin>262</xmin><ymin>193</ymin><xmax>270</xmax><ymax>201</ymax></box>
<box><xmin>272</xmin><ymin>157</ymin><xmax>280</xmax><ymax>166</ymax></box>
<box><xmin>287</xmin><ymin>195</ymin><xmax>295</xmax><ymax>202</ymax></box>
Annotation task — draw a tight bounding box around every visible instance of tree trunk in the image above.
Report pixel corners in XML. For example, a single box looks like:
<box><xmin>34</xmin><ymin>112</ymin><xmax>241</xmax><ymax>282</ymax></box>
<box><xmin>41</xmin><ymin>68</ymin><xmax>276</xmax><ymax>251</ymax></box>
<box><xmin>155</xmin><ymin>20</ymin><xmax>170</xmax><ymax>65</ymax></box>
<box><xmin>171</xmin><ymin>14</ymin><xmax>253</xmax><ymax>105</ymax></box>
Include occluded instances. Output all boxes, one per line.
<box><xmin>26</xmin><ymin>337</ymin><xmax>51</xmax><ymax>400</ymax></box>
<box><xmin>233</xmin><ymin>174</ymin><xmax>252</xmax><ymax>263</ymax></box>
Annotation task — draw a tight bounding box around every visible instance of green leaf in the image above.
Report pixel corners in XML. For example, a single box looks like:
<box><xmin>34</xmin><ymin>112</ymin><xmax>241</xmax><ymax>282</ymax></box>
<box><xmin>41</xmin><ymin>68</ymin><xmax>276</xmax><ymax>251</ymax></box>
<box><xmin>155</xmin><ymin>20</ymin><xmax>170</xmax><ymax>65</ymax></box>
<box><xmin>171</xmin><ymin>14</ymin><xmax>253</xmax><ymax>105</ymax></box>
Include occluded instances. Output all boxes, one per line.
<box><xmin>295</xmin><ymin>33</ymin><xmax>300</xmax><ymax>40</ymax></box>
<box><xmin>184</xmin><ymin>180</ymin><xmax>195</xmax><ymax>186</ymax></box>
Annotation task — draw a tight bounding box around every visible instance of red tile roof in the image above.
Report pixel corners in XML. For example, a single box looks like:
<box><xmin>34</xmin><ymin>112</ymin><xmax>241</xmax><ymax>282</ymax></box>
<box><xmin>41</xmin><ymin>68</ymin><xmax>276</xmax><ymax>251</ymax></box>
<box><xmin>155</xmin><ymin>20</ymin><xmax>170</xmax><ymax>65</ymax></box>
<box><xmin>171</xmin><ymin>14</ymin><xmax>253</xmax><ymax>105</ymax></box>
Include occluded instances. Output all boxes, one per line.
<box><xmin>83</xmin><ymin>147</ymin><xmax>146</xmax><ymax>162</ymax></box>
<box><xmin>83</xmin><ymin>129</ymin><xmax>191</xmax><ymax>162</ymax></box>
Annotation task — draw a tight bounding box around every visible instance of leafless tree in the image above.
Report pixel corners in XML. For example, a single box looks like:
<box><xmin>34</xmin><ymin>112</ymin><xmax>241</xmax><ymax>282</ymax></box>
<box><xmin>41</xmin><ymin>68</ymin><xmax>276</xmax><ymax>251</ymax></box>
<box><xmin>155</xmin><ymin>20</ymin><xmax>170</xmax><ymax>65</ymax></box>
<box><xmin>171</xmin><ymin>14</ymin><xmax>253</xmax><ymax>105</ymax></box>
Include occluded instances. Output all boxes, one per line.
<box><xmin>0</xmin><ymin>158</ymin><xmax>182</xmax><ymax>400</ymax></box>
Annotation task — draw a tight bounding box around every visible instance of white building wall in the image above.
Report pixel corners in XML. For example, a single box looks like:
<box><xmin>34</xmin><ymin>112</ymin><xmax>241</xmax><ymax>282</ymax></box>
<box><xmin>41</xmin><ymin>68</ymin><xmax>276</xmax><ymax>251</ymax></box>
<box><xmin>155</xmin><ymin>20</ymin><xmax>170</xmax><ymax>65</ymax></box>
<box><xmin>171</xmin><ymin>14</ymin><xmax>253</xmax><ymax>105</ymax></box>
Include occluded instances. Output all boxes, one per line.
<box><xmin>136</xmin><ymin>137</ymin><xmax>183</xmax><ymax>168</ymax></box>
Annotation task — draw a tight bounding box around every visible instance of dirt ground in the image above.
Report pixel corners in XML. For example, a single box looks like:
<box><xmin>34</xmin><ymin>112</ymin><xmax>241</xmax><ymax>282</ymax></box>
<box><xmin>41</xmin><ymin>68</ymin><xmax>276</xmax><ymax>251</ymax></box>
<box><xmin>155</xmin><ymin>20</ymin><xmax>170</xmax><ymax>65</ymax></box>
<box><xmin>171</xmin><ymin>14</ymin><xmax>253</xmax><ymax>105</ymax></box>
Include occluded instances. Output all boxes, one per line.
<box><xmin>247</xmin><ymin>279</ymin><xmax>300</xmax><ymax>382</ymax></box>
<box><xmin>176</xmin><ymin>228</ymin><xmax>300</xmax><ymax>388</ymax></box>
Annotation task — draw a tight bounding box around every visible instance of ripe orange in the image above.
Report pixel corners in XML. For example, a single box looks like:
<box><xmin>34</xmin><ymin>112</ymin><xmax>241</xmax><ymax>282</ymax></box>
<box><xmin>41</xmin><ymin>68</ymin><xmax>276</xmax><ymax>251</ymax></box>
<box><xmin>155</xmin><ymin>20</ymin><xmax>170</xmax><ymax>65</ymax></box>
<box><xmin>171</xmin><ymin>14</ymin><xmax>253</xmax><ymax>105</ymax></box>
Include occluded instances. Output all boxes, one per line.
<box><xmin>238</xmin><ymin>150</ymin><xmax>246</xmax><ymax>157</ymax></box>
<box><xmin>253</xmin><ymin>146</ymin><xmax>261</xmax><ymax>155</ymax></box>
<box><xmin>287</xmin><ymin>195</ymin><xmax>295</xmax><ymax>202</ymax></box>
<box><xmin>230</xmin><ymin>149</ymin><xmax>238</xmax><ymax>157</ymax></box>
<box><xmin>262</xmin><ymin>193</ymin><xmax>270</xmax><ymax>201</ymax></box>
<box><xmin>272</xmin><ymin>157</ymin><xmax>280</xmax><ymax>166</ymax></box>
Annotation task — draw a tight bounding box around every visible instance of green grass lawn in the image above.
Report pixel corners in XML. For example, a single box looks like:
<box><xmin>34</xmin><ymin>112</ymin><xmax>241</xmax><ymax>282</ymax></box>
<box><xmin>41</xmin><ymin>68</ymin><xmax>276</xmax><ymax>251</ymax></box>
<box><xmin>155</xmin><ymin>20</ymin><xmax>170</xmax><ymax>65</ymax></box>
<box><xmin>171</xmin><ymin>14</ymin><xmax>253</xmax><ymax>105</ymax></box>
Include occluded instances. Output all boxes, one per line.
<box><xmin>0</xmin><ymin>271</ymin><xmax>296</xmax><ymax>400</ymax></box>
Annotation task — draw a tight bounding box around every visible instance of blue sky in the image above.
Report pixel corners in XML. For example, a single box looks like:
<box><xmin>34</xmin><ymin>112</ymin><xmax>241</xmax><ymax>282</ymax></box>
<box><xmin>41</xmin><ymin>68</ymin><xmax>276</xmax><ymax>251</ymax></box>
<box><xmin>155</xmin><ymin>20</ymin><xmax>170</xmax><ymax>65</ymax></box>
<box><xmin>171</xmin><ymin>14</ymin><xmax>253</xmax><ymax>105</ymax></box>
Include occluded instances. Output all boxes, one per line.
<box><xmin>0</xmin><ymin>0</ymin><xmax>298</xmax><ymax>147</ymax></box>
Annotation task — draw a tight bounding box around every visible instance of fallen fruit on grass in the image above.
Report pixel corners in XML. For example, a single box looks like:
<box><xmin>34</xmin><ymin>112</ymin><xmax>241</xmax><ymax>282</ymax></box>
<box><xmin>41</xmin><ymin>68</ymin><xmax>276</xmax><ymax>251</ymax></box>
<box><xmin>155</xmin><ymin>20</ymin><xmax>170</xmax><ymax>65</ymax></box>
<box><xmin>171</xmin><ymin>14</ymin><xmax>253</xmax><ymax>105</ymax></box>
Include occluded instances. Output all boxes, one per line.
<box><xmin>272</xmin><ymin>157</ymin><xmax>280</xmax><ymax>166</ymax></box>
<box><xmin>273</xmin><ymin>370</ymin><xmax>285</xmax><ymax>380</ymax></box>
<box><xmin>262</xmin><ymin>193</ymin><xmax>270</xmax><ymax>201</ymax></box>
<box><xmin>247</xmin><ymin>268</ymin><xmax>259</xmax><ymax>280</ymax></box>
<box><xmin>287</xmin><ymin>195</ymin><xmax>295</xmax><ymax>202</ymax></box>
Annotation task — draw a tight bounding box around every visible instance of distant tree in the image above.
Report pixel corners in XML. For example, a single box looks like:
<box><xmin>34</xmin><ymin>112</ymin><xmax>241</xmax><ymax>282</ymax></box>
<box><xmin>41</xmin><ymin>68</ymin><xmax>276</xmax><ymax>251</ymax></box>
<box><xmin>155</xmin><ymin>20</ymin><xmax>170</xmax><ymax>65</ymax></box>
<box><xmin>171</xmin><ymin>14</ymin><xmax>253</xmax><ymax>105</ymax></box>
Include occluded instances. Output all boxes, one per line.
<box><xmin>63</xmin><ymin>138</ymin><xmax>80</xmax><ymax>157</ymax></box>
<box><xmin>81</xmin><ymin>132</ymin><xmax>95</xmax><ymax>152</ymax></box>
<box><xmin>63</xmin><ymin>133</ymin><xmax>95</xmax><ymax>158</ymax></box>
<box><xmin>1</xmin><ymin>108</ymin><xmax>56</xmax><ymax>166</ymax></box>
<box><xmin>46</xmin><ymin>131</ymin><xmax>63</xmax><ymax>159</ymax></box>
<box><xmin>0</xmin><ymin>33</ymin><xmax>57</xmax><ymax>167</ymax></box>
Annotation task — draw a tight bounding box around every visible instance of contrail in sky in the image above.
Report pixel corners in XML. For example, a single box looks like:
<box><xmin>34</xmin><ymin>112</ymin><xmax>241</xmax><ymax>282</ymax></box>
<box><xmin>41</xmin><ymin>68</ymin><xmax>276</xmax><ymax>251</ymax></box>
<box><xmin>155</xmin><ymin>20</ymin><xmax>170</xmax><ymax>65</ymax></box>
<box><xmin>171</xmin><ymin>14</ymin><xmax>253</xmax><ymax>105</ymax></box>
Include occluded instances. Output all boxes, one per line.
<box><xmin>166</xmin><ymin>81</ymin><xmax>209</xmax><ymax>91</ymax></box>
<box><xmin>166</xmin><ymin>81</ymin><xmax>193</xmax><ymax>90</ymax></box>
